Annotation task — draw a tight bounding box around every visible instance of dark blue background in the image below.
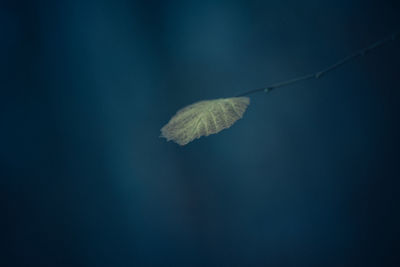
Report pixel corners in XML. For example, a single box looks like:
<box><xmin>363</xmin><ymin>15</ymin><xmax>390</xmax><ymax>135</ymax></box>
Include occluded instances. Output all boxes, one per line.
<box><xmin>2</xmin><ymin>0</ymin><xmax>400</xmax><ymax>266</ymax></box>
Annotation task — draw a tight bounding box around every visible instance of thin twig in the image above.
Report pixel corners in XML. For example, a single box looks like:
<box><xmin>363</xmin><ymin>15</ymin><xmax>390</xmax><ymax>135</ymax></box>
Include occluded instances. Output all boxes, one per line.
<box><xmin>237</xmin><ymin>31</ymin><xmax>399</xmax><ymax>97</ymax></box>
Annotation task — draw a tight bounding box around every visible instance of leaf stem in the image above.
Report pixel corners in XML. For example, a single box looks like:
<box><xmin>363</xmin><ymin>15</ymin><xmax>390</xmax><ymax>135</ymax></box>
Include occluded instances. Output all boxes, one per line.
<box><xmin>237</xmin><ymin>31</ymin><xmax>399</xmax><ymax>97</ymax></box>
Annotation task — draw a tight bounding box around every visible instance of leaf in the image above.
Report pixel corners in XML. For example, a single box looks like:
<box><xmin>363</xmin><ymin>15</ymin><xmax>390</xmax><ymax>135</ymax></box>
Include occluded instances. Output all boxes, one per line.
<box><xmin>160</xmin><ymin>97</ymin><xmax>250</xmax><ymax>145</ymax></box>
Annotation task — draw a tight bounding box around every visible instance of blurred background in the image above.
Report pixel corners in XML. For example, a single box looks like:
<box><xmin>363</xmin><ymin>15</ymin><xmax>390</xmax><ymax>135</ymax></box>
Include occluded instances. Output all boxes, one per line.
<box><xmin>2</xmin><ymin>0</ymin><xmax>400</xmax><ymax>266</ymax></box>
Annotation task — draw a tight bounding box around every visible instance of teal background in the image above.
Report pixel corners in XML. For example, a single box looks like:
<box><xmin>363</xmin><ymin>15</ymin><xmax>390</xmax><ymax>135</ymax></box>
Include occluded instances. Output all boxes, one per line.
<box><xmin>2</xmin><ymin>1</ymin><xmax>400</xmax><ymax>266</ymax></box>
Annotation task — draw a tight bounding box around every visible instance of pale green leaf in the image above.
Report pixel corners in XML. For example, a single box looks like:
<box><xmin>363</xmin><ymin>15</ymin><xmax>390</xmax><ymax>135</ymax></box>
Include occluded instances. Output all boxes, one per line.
<box><xmin>161</xmin><ymin>97</ymin><xmax>250</xmax><ymax>145</ymax></box>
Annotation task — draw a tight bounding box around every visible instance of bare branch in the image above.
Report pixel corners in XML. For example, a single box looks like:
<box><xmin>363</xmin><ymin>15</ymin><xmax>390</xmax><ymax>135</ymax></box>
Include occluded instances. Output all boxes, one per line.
<box><xmin>237</xmin><ymin>31</ymin><xmax>399</xmax><ymax>97</ymax></box>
